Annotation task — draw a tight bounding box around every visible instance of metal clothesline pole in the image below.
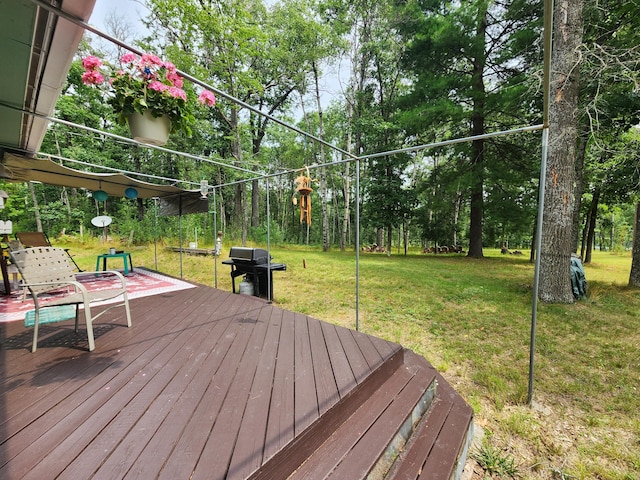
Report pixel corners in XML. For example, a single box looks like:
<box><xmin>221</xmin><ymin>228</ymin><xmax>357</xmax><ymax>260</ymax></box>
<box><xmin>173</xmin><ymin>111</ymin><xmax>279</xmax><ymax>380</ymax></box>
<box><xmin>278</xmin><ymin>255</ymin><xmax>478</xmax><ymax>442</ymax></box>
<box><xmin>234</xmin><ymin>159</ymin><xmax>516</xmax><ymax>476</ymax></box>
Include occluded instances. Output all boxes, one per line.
<box><xmin>529</xmin><ymin>127</ymin><xmax>549</xmax><ymax>406</ymax></box>
<box><xmin>266</xmin><ymin>176</ymin><xmax>272</xmax><ymax>303</ymax></box>
<box><xmin>529</xmin><ymin>0</ymin><xmax>556</xmax><ymax>406</ymax></box>
<box><xmin>355</xmin><ymin>159</ymin><xmax>361</xmax><ymax>332</ymax></box>
<box><xmin>213</xmin><ymin>187</ymin><xmax>219</xmax><ymax>289</ymax></box>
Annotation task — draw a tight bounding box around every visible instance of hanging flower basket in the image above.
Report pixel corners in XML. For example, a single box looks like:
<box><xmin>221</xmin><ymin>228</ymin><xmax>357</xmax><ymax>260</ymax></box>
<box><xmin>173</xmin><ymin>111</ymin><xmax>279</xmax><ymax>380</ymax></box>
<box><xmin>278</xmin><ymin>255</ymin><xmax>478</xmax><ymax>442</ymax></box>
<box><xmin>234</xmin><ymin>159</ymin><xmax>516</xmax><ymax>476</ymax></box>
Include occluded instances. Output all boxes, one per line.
<box><xmin>127</xmin><ymin>110</ymin><xmax>171</xmax><ymax>146</ymax></box>
<box><xmin>80</xmin><ymin>53</ymin><xmax>217</xmax><ymax>141</ymax></box>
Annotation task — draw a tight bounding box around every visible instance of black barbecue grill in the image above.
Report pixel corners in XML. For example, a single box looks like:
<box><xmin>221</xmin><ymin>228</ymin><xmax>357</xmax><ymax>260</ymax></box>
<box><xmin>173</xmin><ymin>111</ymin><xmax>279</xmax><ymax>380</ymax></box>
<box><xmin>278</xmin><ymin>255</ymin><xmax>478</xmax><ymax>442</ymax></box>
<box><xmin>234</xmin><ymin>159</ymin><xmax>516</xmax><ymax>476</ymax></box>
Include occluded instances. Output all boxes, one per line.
<box><xmin>222</xmin><ymin>247</ymin><xmax>286</xmax><ymax>299</ymax></box>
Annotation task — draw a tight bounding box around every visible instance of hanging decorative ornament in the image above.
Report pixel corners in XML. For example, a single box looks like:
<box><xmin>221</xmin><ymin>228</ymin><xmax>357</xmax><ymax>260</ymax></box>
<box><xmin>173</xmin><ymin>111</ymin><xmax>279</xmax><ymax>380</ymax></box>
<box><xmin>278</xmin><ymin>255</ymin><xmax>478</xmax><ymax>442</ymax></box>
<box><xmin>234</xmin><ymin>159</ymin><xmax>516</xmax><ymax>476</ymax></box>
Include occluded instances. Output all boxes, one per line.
<box><xmin>124</xmin><ymin>187</ymin><xmax>138</xmax><ymax>199</ymax></box>
<box><xmin>93</xmin><ymin>190</ymin><xmax>108</xmax><ymax>202</ymax></box>
<box><xmin>292</xmin><ymin>166</ymin><xmax>315</xmax><ymax>225</ymax></box>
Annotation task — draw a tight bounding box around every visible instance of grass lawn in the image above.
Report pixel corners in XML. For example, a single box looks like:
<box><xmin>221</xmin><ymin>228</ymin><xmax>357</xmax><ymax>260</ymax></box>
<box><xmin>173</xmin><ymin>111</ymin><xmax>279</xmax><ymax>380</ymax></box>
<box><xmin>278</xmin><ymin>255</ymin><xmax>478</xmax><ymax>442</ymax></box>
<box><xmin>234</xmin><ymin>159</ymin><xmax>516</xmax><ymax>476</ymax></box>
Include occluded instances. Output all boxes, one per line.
<box><xmin>61</xmin><ymin>237</ymin><xmax>640</xmax><ymax>479</ymax></box>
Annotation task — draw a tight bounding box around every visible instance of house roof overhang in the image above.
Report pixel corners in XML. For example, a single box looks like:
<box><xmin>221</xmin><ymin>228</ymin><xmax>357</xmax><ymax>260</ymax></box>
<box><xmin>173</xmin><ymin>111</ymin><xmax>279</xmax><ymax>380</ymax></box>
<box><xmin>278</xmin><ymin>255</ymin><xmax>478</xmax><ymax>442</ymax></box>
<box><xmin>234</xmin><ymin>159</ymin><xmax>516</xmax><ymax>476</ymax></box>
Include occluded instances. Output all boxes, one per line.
<box><xmin>0</xmin><ymin>0</ymin><xmax>96</xmax><ymax>155</ymax></box>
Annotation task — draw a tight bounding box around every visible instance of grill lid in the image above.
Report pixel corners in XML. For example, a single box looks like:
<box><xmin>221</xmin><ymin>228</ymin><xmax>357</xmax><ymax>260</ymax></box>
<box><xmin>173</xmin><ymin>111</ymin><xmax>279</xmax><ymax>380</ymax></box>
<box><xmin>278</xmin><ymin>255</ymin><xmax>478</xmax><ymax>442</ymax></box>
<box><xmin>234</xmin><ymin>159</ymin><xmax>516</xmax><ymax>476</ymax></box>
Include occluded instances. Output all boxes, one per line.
<box><xmin>228</xmin><ymin>247</ymin><xmax>270</xmax><ymax>264</ymax></box>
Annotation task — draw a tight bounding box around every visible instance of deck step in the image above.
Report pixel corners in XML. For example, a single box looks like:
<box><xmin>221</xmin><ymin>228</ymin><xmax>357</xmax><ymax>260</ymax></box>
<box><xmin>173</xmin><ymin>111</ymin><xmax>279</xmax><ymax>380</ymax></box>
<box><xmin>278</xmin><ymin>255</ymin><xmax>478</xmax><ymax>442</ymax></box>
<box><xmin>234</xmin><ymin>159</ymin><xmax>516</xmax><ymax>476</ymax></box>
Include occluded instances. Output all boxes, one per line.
<box><xmin>252</xmin><ymin>348</ymin><xmax>473</xmax><ymax>480</ymax></box>
<box><xmin>249</xmin><ymin>346</ymin><xmax>407</xmax><ymax>480</ymax></box>
<box><xmin>286</xmin><ymin>350</ymin><xmax>438</xmax><ymax>480</ymax></box>
<box><xmin>386</xmin><ymin>372</ymin><xmax>474</xmax><ymax>480</ymax></box>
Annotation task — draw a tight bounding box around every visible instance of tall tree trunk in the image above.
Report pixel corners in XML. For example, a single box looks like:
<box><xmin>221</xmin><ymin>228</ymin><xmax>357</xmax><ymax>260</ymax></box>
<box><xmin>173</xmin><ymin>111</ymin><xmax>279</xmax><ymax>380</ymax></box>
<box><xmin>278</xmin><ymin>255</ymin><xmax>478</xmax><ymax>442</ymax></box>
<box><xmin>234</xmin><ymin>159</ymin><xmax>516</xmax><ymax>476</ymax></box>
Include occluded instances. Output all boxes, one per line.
<box><xmin>29</xmin><ymin>182</ymin><xmax>43</xmax><ymax>232</ymax></box>
<box><xmin>539</xmin><ymin>0</ymin><xmax>584</xmax><ymax>303</ymax></box>
<box><xmin>453</xmin><ymin>187</ymin><xmax>462</xmax><ymax>246</ymax></box>
<box><xmin>629</xmin><ymin>202</ymin><xmax>640</xmax><ymax>287</ymax></box>
<box><xmin>216</xmin><ymin>169</ymin><xmax>227</xmax><ymax>234</ymax></box>
<box><xmin>341</xmin><ymin>161</ymin><xmax>351</xmax><ymax>251</ymax></box>
<box><xmin>403</xmin><ymin>222</ymin><xmax>409</xmax><ymax>255</ymax></box>
<box><xmin>341</xmin><ymin>100</ymin><xmax>353</xmax><ymax>252</ymax></box>
<box><xmin>312</xmin><ymin>62</ymin><xmax>330</xmax><ymax>252</ymax></box>
<box><xmin>571</xmin><ymin>128</ymin><xmax>588</xmax><ymax>252</ymax></box>
<box><xmin>530</xmin><ymin>214</ymin><xmax>537</xmax><ymax>263</ymax></box>
<box><xmin>376</xmin><ymin>227</ymin><xmax>383</xmax><ymax>247</ymax></box>
<box><xmin>584</xmin><ymin>188</ymin><xmax>600</xmax><ymax>263</ymax></box>
<box><xmin>467</xmin><ymin>7</ymin><xmax>487</xmax><ymax>259</ymax></box>
<box><xmin>251</xmin><ymin>179</ymin><xmax>259</xmax><ymax>228</ymax></box>
<box><xmin>229</xmin><ymin>106</ymin><xmax>247</xmax><ymax>245</ymax></box>
<box><xmin>580</xmin><ymin>211</ymin><xmax>589</xmax><ymax>259</ymax></box>
<box><xmin>136</xmin><ymin>198</ymin><xmax>144</xmax><ymax>222</ymax></box>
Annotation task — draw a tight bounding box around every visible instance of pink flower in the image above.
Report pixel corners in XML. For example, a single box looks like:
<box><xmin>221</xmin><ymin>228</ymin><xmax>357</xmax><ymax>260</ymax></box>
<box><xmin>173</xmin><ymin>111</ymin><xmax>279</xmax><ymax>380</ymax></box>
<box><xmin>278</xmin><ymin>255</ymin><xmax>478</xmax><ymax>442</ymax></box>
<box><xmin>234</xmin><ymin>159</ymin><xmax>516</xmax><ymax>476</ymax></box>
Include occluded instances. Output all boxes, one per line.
<box><xmin>166</xmin><ymin>72</ymin><xmax>184</xmax><ymax>88</ymax></box>
<box><xmin>121</xmin><ymin>53</ymin><xmax>137</xmax><ymax>64</ymax></box>
<box><xmin>148</xmin><ymin>81</ymin><xmax>169</xmax><ymax>92</ymax></box>
<box><xmin>82</xmin><ymin>55</ymin><xmax>102</xmax><ymax>71</ymax></box>
<box><xmin>141</xmin><ymin>53</ymin><xmax>163</xmax><ymax>66</ymax></box>
<box><xmin>163</xmin><ymin>61</ymin><xmax>177</xmax><ymax>73</ymax></box>
<box><xmin>81</xmin><ymin>70</ymin><xmax>105</xmax><ymax>85</ymax></box>
<box><xmin>198</xmin><ymin>90</ymin><xmax>216</xmax><ymax>107</ymax></box>
<box><xmin>168</xmin><ymin>87</ymin><xmax>187</xmax><ymax>101</ymax></box>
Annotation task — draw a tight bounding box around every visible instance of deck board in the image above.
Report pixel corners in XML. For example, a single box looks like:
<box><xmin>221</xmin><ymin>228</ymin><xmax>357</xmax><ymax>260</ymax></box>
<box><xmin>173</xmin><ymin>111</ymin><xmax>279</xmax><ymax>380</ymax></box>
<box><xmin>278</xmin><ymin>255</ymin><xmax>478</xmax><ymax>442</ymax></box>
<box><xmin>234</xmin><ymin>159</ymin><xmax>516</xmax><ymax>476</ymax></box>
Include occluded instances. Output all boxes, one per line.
<box><xmin>293</xmin><ymin>314</ymin><xmax>318</xmax><ymax>435</ymax></box>
<box><xmin>0</xmin><ymin>281</ymin><xmax>472</xmax><ymax>480</ymax></box>
<box><xmin>309</xmin><ymin>317</ymin><xmax>340</xmax><ymax>415</ymax></box>
<box><xmin>322</xmin><ymin>321</ymin><xmax>358</xmax><ymax>397</ymax></box>
<box><xmin>263</xmin><ymin>308</ymin><xmax>296</xmax><ymax>461</ymax></box>
<box><xmin>334</xmin><ymin>324</ymin><xmax>372</xmax><ymax>383</ymax></box>
<box><xmin>191</xmin><ymin>301</ymin><xmax>273</xmax><ymax>480</ymax></box>
<box><xmin>227</xmin><ymin>307</ymin><xmax>284</xmax><ymax>479</ymax></box>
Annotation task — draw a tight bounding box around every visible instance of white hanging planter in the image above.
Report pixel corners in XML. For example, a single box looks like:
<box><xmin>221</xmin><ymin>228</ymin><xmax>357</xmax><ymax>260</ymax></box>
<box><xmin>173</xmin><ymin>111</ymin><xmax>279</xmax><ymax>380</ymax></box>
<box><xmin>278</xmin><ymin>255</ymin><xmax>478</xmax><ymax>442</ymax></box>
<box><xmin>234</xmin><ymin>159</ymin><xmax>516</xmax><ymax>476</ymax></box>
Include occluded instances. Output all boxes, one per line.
<box><xmin>127</xmin><ymin>110</ymin><xmax>171</xmax><ymax>146</ymax></box>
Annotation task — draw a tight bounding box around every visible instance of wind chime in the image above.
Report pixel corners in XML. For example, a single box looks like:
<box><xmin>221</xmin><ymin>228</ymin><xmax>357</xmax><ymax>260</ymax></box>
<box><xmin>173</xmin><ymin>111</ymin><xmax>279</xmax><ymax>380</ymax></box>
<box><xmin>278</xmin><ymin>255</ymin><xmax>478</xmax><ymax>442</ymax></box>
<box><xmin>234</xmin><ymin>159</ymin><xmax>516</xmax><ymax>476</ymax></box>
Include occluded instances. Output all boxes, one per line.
<box><xmin>292</xmin><ymin>166</ymin><xmax>314</xmax><ymax>225</ymax></box>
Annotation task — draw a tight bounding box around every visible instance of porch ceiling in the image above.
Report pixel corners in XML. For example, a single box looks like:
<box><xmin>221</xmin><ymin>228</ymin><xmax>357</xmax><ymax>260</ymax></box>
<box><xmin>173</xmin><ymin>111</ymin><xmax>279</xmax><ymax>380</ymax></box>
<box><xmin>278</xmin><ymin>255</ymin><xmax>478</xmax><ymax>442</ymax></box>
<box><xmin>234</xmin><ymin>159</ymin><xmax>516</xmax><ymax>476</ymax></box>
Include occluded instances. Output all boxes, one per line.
<box><xmin>0</xmin><ymin>0</ymin><xmax>96</xmax><ymax>155</ymax></box>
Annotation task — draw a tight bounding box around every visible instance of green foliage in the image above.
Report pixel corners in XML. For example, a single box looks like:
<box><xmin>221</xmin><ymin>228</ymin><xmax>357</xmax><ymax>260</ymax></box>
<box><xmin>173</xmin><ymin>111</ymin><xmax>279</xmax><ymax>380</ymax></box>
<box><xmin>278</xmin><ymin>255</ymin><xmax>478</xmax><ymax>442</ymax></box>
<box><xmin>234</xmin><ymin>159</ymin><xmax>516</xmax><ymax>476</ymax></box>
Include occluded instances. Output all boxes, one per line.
<box><xmin>39</xmin><ymin>200</ymin><xmax>85</xmax><ymax>235</ymax></box>
<box><xmin>249</xmin><ymin>219</ymin><xmax>285</xmax><ymax>244</ymax></box>
<box><xmin>0</xmin><ymin>182</ymin><xmax>29</xmax><ymax>226</ymax></box>
<box><xmin>472</xmin><ymin>433</ymin><xmax>519</xmax><ymax>478</ymax></box>
<box><xmin>393</xmin><ymin>0</ymin><xmax>544</xmax><ymax>254</ymax></box>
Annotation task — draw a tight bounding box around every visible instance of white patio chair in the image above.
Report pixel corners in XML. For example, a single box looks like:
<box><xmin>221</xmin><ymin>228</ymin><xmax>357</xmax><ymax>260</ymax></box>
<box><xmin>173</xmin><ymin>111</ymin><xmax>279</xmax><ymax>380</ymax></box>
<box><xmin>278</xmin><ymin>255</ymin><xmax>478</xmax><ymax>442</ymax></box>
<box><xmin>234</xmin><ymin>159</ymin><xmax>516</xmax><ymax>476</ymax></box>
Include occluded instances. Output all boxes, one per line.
<box><xmin>10</xmin><ymin>246</ymin><xmax>132</xmax><ymax>352</ymax></box>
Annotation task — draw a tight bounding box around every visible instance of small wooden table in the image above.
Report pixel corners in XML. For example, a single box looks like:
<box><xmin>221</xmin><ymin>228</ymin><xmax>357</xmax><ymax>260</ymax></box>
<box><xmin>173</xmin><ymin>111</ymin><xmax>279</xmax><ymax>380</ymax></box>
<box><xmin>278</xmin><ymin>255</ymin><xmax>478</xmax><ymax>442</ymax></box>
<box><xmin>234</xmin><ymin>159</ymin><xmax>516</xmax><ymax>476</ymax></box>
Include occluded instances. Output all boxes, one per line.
<box><xmin>95</xmin><ymin>252</ymin><xmax>133</xmax><ymax>275</ymax></box>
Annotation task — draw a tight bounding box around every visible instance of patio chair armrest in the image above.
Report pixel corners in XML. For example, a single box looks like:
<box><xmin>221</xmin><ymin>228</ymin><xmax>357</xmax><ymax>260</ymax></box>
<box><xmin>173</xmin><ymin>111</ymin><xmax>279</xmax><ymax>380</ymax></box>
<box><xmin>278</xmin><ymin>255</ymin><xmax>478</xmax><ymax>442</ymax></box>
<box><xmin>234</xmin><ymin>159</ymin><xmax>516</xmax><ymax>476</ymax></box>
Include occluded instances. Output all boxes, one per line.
<box><xmin>22</xmin><ymin>279</ymin><xmax>89</xmax><ymax>296</ymax></box>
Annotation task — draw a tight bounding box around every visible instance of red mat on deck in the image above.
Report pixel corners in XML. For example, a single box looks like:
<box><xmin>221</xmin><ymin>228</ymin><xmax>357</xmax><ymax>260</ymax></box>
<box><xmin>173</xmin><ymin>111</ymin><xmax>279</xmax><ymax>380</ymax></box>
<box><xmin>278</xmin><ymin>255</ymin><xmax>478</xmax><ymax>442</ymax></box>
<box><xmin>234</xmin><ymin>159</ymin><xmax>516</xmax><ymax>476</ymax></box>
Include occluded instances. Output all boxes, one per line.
<box><xmin>0</xmin><ymin>268</ymin><xmax>196</xmax><ymax>323</ymax></box>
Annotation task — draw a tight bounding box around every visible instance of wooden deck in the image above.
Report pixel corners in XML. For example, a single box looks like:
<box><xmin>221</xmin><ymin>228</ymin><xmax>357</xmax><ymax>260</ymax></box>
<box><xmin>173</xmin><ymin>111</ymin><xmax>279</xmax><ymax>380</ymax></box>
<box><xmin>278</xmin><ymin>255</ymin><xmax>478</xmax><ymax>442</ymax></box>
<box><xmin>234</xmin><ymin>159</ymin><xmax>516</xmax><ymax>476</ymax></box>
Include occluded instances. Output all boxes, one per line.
<box><xmin>0</xmin><ymin>282</ymin><xmax>473</xmax><ymax>479</ymax></box>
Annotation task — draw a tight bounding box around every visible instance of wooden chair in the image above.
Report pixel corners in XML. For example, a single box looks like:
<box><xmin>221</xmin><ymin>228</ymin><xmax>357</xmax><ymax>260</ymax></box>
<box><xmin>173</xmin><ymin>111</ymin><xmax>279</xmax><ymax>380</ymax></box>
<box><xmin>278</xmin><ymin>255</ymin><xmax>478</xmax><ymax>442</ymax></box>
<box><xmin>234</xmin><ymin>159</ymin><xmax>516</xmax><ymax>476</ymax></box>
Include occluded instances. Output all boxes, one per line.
<box><xmin>15</xmin><ymin>231</ymin><xmax>83</xmax><ymax>271</ymax></box>
<box><xmin>9</xmin><ymin>247</ymin><xmax>132</xmax><ymax>352</ymax></box>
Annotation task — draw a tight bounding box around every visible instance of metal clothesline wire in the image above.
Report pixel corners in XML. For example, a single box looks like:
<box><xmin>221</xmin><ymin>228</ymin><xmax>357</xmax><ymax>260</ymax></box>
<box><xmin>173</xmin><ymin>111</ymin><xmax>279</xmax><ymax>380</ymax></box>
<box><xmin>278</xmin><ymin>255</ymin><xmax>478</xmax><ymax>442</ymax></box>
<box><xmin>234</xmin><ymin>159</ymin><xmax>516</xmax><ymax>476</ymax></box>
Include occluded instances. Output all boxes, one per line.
<box><xmin>208</xmin><ymin>124</ymin><xmax>545</xmax><ymax>191</ymax></box>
